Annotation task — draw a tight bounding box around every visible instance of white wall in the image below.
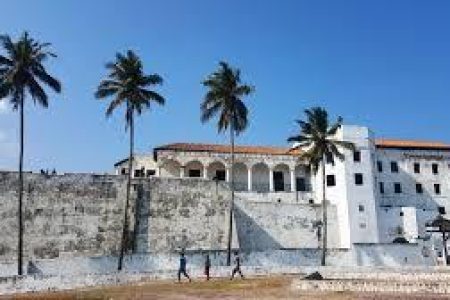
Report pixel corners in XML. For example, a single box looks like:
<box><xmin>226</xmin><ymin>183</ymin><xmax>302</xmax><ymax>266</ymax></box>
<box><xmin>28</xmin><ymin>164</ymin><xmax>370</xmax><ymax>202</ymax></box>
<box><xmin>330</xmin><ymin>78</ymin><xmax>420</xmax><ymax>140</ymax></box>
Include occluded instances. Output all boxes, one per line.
<box><xmin>377</xmin><ymin>207</ymin><xmax>418</xmax><ymax>243</ymax></box>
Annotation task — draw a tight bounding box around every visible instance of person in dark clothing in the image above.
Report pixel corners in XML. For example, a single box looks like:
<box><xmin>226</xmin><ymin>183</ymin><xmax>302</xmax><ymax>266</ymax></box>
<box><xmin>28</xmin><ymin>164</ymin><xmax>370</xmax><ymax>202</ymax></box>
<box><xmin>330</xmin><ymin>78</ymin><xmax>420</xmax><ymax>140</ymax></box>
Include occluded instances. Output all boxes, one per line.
<box><xmin>177</xmin><ymin>251</ymin><xmax>191</xmax><ymax>282</ymax></box>
<box><xmin>230</xmin><ymin>251</ymin><xmax>244</xmax><ymax>280</ymax></box>
<box><xmin>204</xmin><ymin>253</ymin><xmax>211</xmax><ymax>281</ymax></box>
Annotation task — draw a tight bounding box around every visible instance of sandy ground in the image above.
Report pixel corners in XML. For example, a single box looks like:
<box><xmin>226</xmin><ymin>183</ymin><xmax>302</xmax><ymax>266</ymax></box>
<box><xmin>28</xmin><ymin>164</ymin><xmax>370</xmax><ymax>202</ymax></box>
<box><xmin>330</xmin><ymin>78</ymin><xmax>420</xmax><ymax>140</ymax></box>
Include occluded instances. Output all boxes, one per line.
<box><xmin>2</xmin><ymin>276</ymin><xmax>450</xmax><ymax>300</ymax></box>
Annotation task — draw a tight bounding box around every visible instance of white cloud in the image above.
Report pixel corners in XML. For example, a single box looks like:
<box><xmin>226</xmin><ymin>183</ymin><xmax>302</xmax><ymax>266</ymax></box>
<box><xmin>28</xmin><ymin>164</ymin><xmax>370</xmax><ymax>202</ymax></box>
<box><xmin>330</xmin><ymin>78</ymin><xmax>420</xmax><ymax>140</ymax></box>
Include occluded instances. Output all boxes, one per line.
<box><xmin>0</xmin><ymin>129</ymin><xmax>17</xmax><ymax>170</ymax></box>
<box><xmin>0</xmin><ymin>101</ymin><xmax>8</xmax><ymax>114</ymax></box>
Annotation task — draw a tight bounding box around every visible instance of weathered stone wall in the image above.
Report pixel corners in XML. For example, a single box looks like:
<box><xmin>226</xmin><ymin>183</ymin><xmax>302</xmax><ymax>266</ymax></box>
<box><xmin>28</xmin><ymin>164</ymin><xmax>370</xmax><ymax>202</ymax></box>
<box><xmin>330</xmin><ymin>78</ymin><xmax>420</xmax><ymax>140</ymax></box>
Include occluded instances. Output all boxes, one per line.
<box><xmin>0</xmin><ymin>172</ymin><xmax>127</xmax><ymax>262</ymax></box>
<box><xmin>234</xmin><ymin>196</ymin><xmax>340</xmax><ymax>250</ymax></box>
<box><xmin>134</xmin><ymin>177</ymin><xmax>233</xmax><ymax>252</ymax></box>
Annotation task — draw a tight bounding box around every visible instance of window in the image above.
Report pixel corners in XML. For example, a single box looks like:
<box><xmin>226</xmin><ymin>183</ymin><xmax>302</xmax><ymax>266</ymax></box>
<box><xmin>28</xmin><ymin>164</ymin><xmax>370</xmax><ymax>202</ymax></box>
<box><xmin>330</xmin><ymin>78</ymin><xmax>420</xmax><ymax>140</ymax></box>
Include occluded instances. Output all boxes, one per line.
<box><xmin>416</xmin><ymin>183</ymin><xmax>423</xmax><ymax>194</ymax></box>
<box><xmin>414</xmin><ymin>163</ymin><xmax>420</xmax><ymax>174</ymax></box>
<box><xmin>432</xmin><ymin>163</ymin><xmax>439</xmax><ymax>174</ymax></box>
<box><xmin>146</xmin><ymin>170</ymin><xmax>156</xmax><ymax>177</ymax></box>
<box><xmin>394</xmin><ymin>182</ymin><xmax>402</xmax><ymax>193</ymax></box>
<box><xmin>358</xmin><ymin>205</ymin><xmax>365</xmax><ymax>212</ymax></box>
<box><xmin>188</xmin><ymin>169</ymin><xmax>201</xmax><ymax>177</ymax></box>
<box><xmin>134</xmin><ymin>169</ymin><xmax>144</xmax><ymax>177</ymax></box>
<box><xmin>359</xmin><ymin>223</ymin><xmax>367</xmax><ymax>229</ymax></box>
<box><xmin>215</xmin><ymin>170</ymin><xmax>226</xmax><ymax>181</ymax></box>
<box><xmin>400</xmin><ymin>212</ymin><xmax>404</xmax><ymax>217</ymax></box>
<box><xmin>377</xmin><ymin>161</ymin><xmax>383</xmax><ymax>173</ymax></box>
<box><xmin>354</xmin><ymin>173</ymin><xmax>363</xmax><ymax>185</ymax></box>
<box><xmin>391</xmin><ymin>161</ymin><xmax>399</xmax><ymax>173</ymax></box>
<box><xmin>296</xmin><ymin>177</ymin><xmax>308</xmax><ymax>191</ymax></box>
<box><xmin>379</xmin><ymin>182</ymin><xmax>385</xmax><ymax>194</ymax></box>
<box><xmin>434</xmin><ymin>184</ymin><xmax>441</xmax><ymax>195</ymax></box>
<box><xmin>439</xmin><ymin>206</ymin><xmax>446</xmax><ymax>215</ymax></box>
<box><xmin>121</xmin><ymin>168</ymin><xmax>127</xmax><ymax>175</ymax></box>
<box><xmin>326</xmin><ymin>175</ymin><xmax>336</xmax><ymax>187</ymax></box>
<box><xmin>326</xmin><ymin>153</ymin><xmax>333</xmax><ymax>164</ymax></box>
<box><xmin>353</xmin><ymin>151</ymin><xmax>361</xmax><ymax>162</ymax></box>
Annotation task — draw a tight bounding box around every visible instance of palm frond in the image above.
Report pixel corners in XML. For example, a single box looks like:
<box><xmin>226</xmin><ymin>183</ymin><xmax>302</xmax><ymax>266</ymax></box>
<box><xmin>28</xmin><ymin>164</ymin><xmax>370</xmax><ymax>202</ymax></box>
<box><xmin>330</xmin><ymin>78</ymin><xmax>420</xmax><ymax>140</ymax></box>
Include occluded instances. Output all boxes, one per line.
<box><xmin>327</xmin><ymin>116</ymin><xmax>343</xmax><ymax>135</ymax></box>
<box><xmin>330</xmin><ymin>139</ymin><xmax>356</xmax><ymax>151</ymax></box>
<box><xmin>106</xmin><ymin>96</ymin><xmax>125</xmax><ymax>117</ymax></box>
<box><xmin>142</xmin><ymin>74</ymin><xmax>163</xmax><ymax>85</ymax></box>
<box><xmin>27</xmin><ymin>77</ymin><xmax>48</xmax><ymax>107</ymax></box>
<box><xmin>288</xmin><ymin>107</ymin><xmax>354</xmax><ymax>173</ymax></box>
<box><xmin>0</xmin><ymin>54</ymin><xmax>12</xmax><ymax>66</ymax></box>
<box><xmin>96</xmin><ymin>50</ymin><xmax>164</xmax><ymax>125</ymax></box>
<box><xmin>32</xmin><ymin>65</ymin><xmax>61</xmax><ymax>93</ymax></box>
<box><xmin>201</xmin><ymin>61</ymin><xmax>253</xmax><ymax>136</ymax></box>
<box><xmin>140</xmin><ymin>89</ymin><xmax>165</xmax><ymax>105</ymax></box>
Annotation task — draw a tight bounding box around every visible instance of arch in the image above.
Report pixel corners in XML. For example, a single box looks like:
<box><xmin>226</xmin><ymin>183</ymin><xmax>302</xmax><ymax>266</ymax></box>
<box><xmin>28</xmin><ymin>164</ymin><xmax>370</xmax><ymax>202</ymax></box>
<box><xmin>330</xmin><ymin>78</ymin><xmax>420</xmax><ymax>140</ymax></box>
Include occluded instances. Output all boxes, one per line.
<box><xmin>207</xmin><ymin>161</ymin><xmax>226</xmax><ymax>181</ymax></box>
<box><xmin>185</xmin><ymin>160</ymin><xmax>204</xmax><ymax>178</ymax></box>
<box><xmin>160</xmin><ymin>159</ymin><xmax>181</xmax><ymax>177</ymax></box>
<box><xmin>273</xmin><ymin>163</ymin><xmax>290</xmax><ymax>192</ymax></box>
<box><xmin>251</xmin><ymin>162</ymin><xmax>270</xmax><ymax>193</ymax></box>
<box><xmin>233</xmin><ymin>162</ymin><xmax>248</xmax><ymax>191</ymax></box>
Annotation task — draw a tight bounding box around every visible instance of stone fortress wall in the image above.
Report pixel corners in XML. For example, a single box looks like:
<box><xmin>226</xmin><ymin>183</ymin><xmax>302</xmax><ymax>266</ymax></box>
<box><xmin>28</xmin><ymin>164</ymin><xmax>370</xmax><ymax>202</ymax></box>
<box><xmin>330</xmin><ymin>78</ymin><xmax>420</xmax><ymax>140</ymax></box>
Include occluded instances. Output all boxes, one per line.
<box><xmin>0</xmin><ymin>172</ymin><xmax>127</xmax><ymax>262</ymax></box>
<box><xmin>0</xmin><ymin>171</ymin><xmax>339</xmax><ymax>267</ymax></box>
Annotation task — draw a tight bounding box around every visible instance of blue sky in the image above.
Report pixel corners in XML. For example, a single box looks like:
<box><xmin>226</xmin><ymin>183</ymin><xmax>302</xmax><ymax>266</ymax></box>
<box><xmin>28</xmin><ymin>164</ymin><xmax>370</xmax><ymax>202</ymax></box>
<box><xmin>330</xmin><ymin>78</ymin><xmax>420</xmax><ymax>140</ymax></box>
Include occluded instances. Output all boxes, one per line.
<box><xmin>1</xmin><ymin>0</ymin><xmax>450</xmax><ymax>173</ymax></box>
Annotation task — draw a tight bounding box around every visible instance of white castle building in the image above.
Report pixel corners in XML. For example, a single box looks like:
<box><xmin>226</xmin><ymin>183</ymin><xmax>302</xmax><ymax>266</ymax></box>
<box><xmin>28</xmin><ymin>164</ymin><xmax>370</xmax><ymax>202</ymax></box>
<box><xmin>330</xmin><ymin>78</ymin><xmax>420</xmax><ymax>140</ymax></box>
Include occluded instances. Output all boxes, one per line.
<box><xmin>114</xmin><ymin>125</ymin><xmax>450</xmax><ymax>259</ymax></box>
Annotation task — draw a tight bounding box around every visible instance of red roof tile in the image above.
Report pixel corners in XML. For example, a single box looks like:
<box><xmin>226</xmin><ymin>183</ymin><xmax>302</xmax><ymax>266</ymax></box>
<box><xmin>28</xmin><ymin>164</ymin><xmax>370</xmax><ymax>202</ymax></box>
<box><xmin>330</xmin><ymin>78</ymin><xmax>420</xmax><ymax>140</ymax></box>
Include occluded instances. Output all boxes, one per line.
<box><xmin>155</xmin><ymin>143</ymin><xmax>300</xmax><ymax>156</ymax></box>
<box><xmin>154</xmin><ymin>139</ymin><xmax>450</xmax><ymax>156</ymax></box>
<box><xmin>375</xmin><ymin>139</ymin><xmax>450</xmax><ymax>150</ymax></box>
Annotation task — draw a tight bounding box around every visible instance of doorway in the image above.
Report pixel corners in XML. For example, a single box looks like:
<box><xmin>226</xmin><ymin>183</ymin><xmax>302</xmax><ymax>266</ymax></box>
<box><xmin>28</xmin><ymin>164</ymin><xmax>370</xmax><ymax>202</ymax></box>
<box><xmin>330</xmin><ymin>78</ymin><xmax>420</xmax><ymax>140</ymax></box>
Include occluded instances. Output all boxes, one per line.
<box><xmin>273</xmin><ymin>171</ymin><xmax>284</xmax><ymax>192</ymax></box>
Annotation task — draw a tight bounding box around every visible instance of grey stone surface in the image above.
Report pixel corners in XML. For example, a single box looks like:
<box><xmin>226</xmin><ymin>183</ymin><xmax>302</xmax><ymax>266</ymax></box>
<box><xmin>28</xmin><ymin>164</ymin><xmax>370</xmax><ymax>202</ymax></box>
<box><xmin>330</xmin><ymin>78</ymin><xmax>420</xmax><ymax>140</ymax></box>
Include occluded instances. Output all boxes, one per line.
<box><xmin>0</xmin><ymin>172</ymin><xmax>128</xmax><ymax>262</ymax></box>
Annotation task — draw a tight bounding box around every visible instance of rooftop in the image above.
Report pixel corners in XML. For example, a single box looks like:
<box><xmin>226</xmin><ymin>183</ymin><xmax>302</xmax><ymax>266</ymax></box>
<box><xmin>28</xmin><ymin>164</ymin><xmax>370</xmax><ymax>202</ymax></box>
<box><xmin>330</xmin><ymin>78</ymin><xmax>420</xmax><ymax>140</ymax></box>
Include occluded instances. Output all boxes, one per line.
<box><xmin>114</xmin><ymin>139</ymin><xmax>450</xmax><ymax>166</ymax></box>
<box><xmin>375</xmin><ymin>139</ymin><xmax>450</xmax><ymax>150</ymax></box>
<box><xmin>154</xmin><ymin>143</ymin><xmax>300</xmax><ymax>156</ymax></box>
<box><xmin>155</xmin><ymin>139</ymin><xmax>450</xmax><ymax>155</ymax></box>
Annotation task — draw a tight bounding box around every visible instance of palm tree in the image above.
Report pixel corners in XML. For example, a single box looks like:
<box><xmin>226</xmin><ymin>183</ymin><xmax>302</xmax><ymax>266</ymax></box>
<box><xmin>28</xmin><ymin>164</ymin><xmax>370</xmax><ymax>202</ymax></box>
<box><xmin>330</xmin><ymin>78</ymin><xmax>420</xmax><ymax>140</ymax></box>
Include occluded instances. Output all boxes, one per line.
<box><xmin>95</xmin><ymin>50</ymin><xmax>165</xmax><ymax>271</ymax></box>
<box><xmin>287</xmin><ymin>107</ymin><xmax>354</xmax><ymax>266</ymax></box>
<box><xmin>0</xmin><ymin>32</ymin><xmax>61</xmax><ymax>275</ymax></box>
<box><xmin>201</xmin><ymin>61</ymin><xmax>254</xmax><ymax>265</ymax></box>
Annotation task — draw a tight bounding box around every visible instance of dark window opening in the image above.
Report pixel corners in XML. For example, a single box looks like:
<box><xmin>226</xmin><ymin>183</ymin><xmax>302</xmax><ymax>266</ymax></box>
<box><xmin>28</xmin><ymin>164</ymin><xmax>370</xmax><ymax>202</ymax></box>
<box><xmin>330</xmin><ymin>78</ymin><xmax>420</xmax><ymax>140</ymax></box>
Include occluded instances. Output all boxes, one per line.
<box><xmin>400</xmin><ymin>212</ymin><xmax>404</xmax><ymax>217</ymax></box>
<box><xmin>432</xmin><ymin>163</ymin><xmax>439</xmax><ymax>174</ymax></box>
<box><xmin>377</xmin><ymin>161</ymin><xmax>383</xmax><ymax>173</ymax></box>
<box><xmin>434</xmin><ymin>184</ymin><xmax>441</xmax><ymax>195</ymax></box>
<box><xmin>394</xmin><ymin>182</ymin><xmax>402</xmax><ymax>193</ymax></box>
<box><xmin>215</xmin><ymin>170</ymin><xmax>226</xmax><ymax>181</ymax></box>
<box><xmin>326</xmin><ymin>153</ymin><xmax>334</xmax><ymax>164</ymax></box>
<box><xmin>358</xmin><ymin>205</ymin><xmax>365</xmax><ymax>212</ymax></box>
<box><xmin>326</xmin><ymin>175</ymin><xmax>336</xmax><ymax>187</ymax></box>
<box><xmin>353</xmin><ymin>151</ymin><xmax>361</xmax><ymax>162</ymax></box>
<box><xmin>438</xmin><ymin>206</ymin><xmax>446</xmax><ymax>215</ymax></box>
<box><xmin>273</xmin><ymin>171</ymin><xmax>284</xmax><ymax>192</ymax></box>
<box><xmin>414</xmin><ymin>163</ymin><xmax>420</xmax><ymax>174</ymax></box>
<box><xmin>379</xmin><ymin>182</ymin><xmax>384</xmax><ymax>194</ymax></box>
<box><xmin>146</xmin><ymin>169</ymin><xmax>156</xmax><ymax>177</ymax></box>
<box><xmin>188</xmin><ymin>169</ymin><xmax>201</xmax><ymax>177</ymax></box>
<box><xmin>134</xmin><ymin>169</ymin><xmax>144</xmax><ymax>178</ymax></box>
<box><xmin>391</xmin><ymin>161</ymin><xmax>399</xmax><ymax>173</ymax></box>
<box><xmin>354</xmin><ymin>173</ymin><xmax>363</xmax><ymax>185</ymax></box>
<box><xmin>416</xmin><ymin>183</ymin><xmax>423</xmax><ymax>194</ymax></box>
<box><xmin>296</xmin><ymin>177</ymin><xmax>308</xmax><ymax>192</ymax></box>
<box><xmin>121</xmin><ymin>168</ymin><xmax>127</xmax><ymax>175</ymax></box>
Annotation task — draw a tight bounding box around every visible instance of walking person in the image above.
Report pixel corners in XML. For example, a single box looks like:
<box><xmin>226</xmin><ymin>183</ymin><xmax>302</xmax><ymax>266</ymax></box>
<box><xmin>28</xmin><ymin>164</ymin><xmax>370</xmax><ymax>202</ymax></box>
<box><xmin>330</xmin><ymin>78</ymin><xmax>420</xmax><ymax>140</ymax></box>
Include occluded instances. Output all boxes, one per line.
<box><xmin>204</xmin><ymin>253</ymin><xmax>211</xmax><ymax>281</ymax></box>
<box><xmin>177</xmin><ymin>251</ymin><xmax>191</xmax><ymax>282</ymax></box>
<box><xmin>230</xmin><ymin>251</ymin><xmax>244</xmax><ymax>280</ymax></box>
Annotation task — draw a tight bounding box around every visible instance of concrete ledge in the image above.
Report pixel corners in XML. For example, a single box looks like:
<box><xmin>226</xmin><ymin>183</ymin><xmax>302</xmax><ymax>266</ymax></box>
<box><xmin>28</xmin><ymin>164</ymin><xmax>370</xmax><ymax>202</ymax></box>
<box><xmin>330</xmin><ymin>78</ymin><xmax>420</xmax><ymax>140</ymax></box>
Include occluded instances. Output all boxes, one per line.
<box><xmin>292</xmin><ymin>279</ymin><xmax>450</xmax><ymax>294</ymax></box>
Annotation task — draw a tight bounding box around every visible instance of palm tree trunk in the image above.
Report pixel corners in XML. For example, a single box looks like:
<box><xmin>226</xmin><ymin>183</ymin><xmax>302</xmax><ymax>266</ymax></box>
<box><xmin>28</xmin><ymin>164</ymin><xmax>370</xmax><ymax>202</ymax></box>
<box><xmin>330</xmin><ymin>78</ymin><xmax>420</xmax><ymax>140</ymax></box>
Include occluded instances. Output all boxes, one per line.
<box><xmin>226</xmin><ymin>120</ymin><xmax>235</xmax><ymax>266</ymax></box>
<box><xmin>321</xmin><ymin>156</ymin><xmax>327</xmax><ymax>266</ymax></box>
<box><xmin>118</xmin><ymin>108</ymin><xmax>134</xmax><ymax>271</ymax></box>
<box><xmin>18</xmin><ymin>91</ymin><xmax>24</xmax><ymax>276</ymax></box>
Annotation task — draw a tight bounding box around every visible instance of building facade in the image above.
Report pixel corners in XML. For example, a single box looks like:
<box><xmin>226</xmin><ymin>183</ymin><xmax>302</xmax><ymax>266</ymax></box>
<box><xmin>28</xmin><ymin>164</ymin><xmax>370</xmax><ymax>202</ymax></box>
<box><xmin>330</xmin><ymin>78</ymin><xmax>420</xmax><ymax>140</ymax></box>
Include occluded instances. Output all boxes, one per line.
<box><xmin>114</xmin><ymin>125</ymin><xmax>450</xmax><ymax>257</ymax></box>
